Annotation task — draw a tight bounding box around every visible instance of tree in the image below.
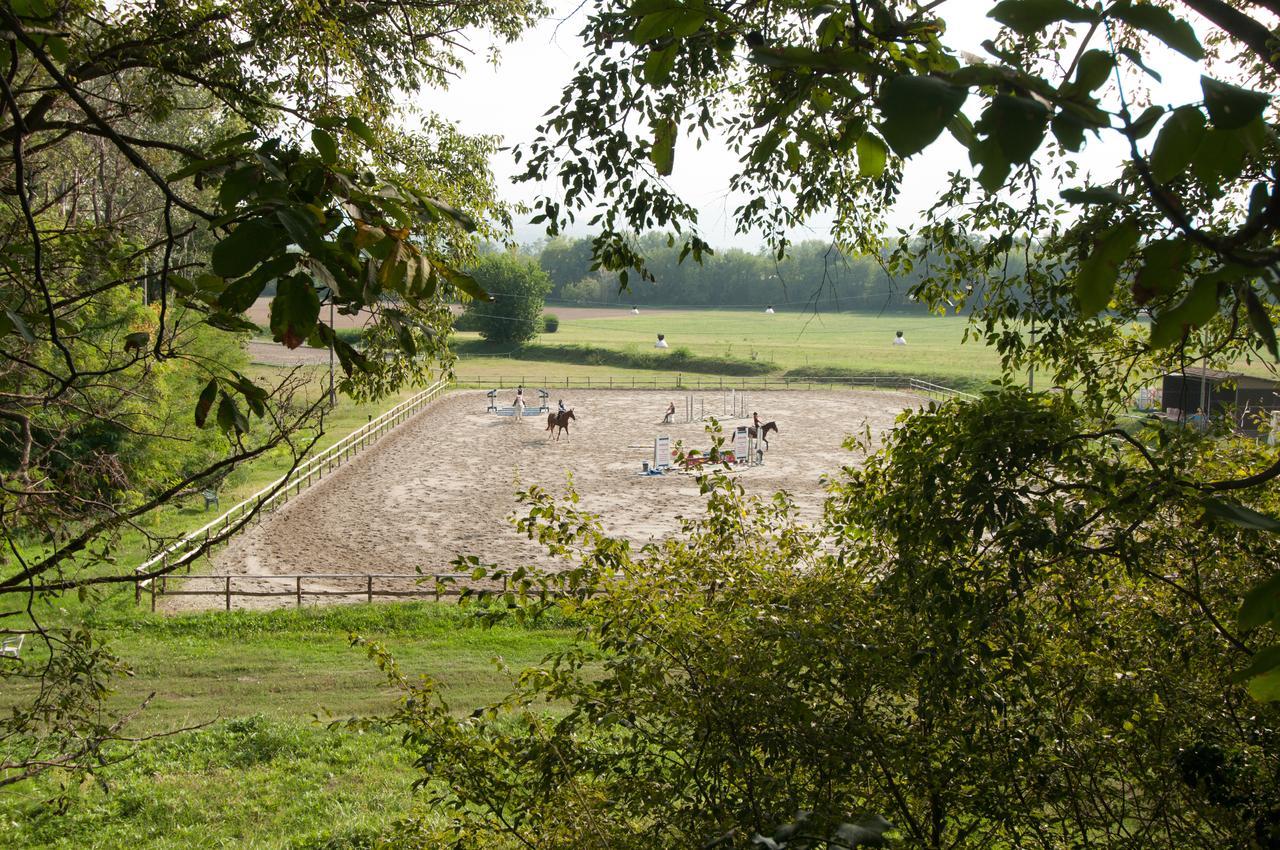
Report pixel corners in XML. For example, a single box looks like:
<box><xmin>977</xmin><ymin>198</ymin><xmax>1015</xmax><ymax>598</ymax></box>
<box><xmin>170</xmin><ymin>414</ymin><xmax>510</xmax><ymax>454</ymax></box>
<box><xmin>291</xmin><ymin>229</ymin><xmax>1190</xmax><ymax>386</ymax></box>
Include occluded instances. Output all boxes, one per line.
<box><xmin>463</xmin><ymin>253</ymin><xmax>552</xmax><ymax>344</ymax></box>
<box><xmin>518</xmin><ymin>0</ymin><xmax>1280</xmax><ymax>695</ymax></box>
<box><xmin>367</xmin><ymin>2</ymin><xmax>1280</xmax><ymax>846</ymax></box>
<box><xmin>0</xmin><ymin>0</ymin><xmax>540</xmax><ymax>787</ymax></box>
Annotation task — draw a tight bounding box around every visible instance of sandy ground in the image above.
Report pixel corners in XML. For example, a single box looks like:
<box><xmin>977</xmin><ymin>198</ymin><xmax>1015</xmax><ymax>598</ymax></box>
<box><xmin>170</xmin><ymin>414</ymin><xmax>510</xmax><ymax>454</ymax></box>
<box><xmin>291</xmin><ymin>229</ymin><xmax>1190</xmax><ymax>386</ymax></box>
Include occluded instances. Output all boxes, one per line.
<box><xmin>166</xmin><ymin>389</ymin><xmax>918</xmax><ymax>609</ymax></box>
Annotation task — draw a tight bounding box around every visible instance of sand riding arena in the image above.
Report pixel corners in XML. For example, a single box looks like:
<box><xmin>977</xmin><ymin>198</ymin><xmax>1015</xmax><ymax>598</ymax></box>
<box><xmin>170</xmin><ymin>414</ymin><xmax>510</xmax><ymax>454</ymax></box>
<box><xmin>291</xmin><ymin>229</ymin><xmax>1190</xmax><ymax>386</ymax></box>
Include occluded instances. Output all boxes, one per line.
<box><xmin>166</xmin><ymin>388</ymin><xmax>924</xmax><ymax>610</ymax></box>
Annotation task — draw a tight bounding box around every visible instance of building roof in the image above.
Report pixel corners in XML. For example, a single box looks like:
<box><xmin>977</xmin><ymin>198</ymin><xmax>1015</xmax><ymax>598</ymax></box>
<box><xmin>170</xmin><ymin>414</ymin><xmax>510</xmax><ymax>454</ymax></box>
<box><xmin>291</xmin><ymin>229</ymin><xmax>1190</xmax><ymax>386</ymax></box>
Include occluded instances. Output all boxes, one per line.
<box><xmin>1162</xmin><ymin>368</ymin><xmax>1280</xmax><ymax>390</ymax></box>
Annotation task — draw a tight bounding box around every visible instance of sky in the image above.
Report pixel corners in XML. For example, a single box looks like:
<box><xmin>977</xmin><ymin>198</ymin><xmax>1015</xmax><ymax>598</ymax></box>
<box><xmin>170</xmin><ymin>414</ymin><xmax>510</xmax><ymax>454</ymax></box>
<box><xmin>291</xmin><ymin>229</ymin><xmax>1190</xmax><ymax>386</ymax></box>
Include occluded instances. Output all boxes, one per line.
<box><xmin>416</xmin><ymin>1</ymin><xmax>1208</xmax><ymax>251</ymax></box>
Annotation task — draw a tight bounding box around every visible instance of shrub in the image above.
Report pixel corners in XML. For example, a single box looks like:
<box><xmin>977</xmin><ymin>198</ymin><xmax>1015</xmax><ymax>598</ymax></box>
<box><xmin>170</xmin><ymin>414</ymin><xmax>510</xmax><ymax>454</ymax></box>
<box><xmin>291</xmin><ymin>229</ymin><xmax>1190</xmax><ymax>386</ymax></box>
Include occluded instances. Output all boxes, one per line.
<box><xmin>541</xmin><ymin>313</ymin><xmax>560</xmax><ymax>333</ymax></box>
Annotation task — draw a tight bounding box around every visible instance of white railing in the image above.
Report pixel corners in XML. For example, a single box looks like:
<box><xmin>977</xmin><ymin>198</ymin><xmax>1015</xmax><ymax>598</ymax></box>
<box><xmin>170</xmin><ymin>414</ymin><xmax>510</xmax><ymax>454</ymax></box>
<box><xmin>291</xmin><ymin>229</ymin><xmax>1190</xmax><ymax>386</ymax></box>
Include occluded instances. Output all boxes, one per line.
<box><xmin>454</xmin><ymin>373</ymin><xmax>978</xmax><ymax>400</ymax></box>
<box><xmin>135</xmin><ymin>379</ymin><xmax>450</xmax><ymax>597</ymax></box>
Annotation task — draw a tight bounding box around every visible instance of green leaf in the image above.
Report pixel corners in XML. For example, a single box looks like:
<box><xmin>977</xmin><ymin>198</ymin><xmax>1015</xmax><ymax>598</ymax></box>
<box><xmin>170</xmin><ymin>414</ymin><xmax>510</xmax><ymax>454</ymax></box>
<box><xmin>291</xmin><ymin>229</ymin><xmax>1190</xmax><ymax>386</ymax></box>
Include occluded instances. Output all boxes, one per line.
<box><xmin>989</xmin><ymin>0</ymin><xmax>1095</xmax><ymax>35</ymax></box>
<box><xmin>1060</xmin><ymin>186</ymin><xmax>1123</xmax><ymax>205</ymax></box>
<box><xmin>856</xmin><ymin>133</ymin><xmax>887</xmax><ymax>178</ymax></box>
<box><xmin>269</xmin><ymin>275</ymin><xmax>321</xmax><ymax>349</ymax></box>
<box><xmin>1149</xmin><ymin>107</ymin><xmax>1205</xmax><ymax>184</ymax></box>
<box><xmin>345</xmin><ymin>116</ymin><xmax>377</xmax><ymax>147</ymax></box>
<box><xmin>211</xmin><ymin>219</ymin><xmax>281</xmax><ymax>279</ymax></box>
<box><xmin>3</xmin><ymin>309</ymin><xmax>34</xmax><ymax>343</ymax></box>
<box><xmin>1050</xmin><ymin>109</ymin><xmax>1088</xmax><ymax>152</ymax></box>
<box><xmin>1233</xmin><ymin>644</ymin><xmax>1280</xmax><ymax>683</ymax></box>
<box><xmin>643</xmin><ymin>44</ymin><xmax>679</xmax><ymax>85</ymax></box>
<box><xmin>968</xmin><ymin>137</ymin><xmax>1011</xmax><ymax>193</ymax></box>
<box><xmin>1201</xmin><ymin>76</ymin><xmax>1270</xmax><ymax>130</ymax></box>
<box><xmin>1149</xmin><ymin>273</ymin><xmax>1225</xmax><ymax>348</ymax></box>
<box><xmin>630</xmin><ymin>9</ymin><xmax>705</xmax><ymax>44</ymax></box>
<box><xmin>1111</xmin><ymin>3</ymin><xmax>1203</xmax><ymax>60</ymax></box>
<box><xmin>205</xmin><ymin>312</ymin><xmax>260</xmax><ymax>334</ymax></box>
<box><xmin>311</xmin><ymin>127</ymin><xmax>338</xmax><ymax>165</ymax></box>
<box><xmin>1247</xmin><ymin>667</ymin><xmax>1280</xmax><ymax>702</ymax></box>
<box><xmin>1118</xmin><ymin>47</ymin><xmax>1161</xmax><ymax>82</ymax></box>
<box><xmin>1131</xmin><ymin>238</ymin><xmax>1189</xmax><ymax>305</ymax></box>
<box><xmin>215</xmin><ymin>392</ymin><xmax>248</xmax><ymax>435</ymax></box>
<box><xmin>441</xmin><ymin>266</ymin><xmax>489</xmax><ymax>302</ymax></box>
<box><xmin>978</xmin><ymin>95</ymin><xmax>1050</xmax><ymax>164</ymax></box>
<box><xmin>218</xmin><ymin>166</ymin><xmax>259</xmax><ymax>210</ymax></box>
<box><xmin>1203</xmin><ymin>499</ymin><xmax>1280</xmax><ymax>534</ymax></box>
<box><xmin>877</xmin><ymin>75</ymin><xmax>967</xmax><ymax>158</ymax></box>
<box><xmin>165</xmin><ymin>153</ymin><xmax>235</xmax><ymax>183</ymax></box>
<box><xmin>218</xmin><ymin>275</ymin><xmax>272</xmax><ymax>315</ymax></box>
<box><xmin>1239</xmin><ymin>572</ymin><xmax>1280</xmax><ymax>630</ymax></box>
<box><xmin>1191</xmin><ymin>127</ymin><xmax>1246</xmax><ymax>187</ymax></box>
<box><xmin>1244</xmin><ymin>287</ymin><xmax>1279</xmax><ymax>360</ymax></box>
<box><xmin>1128</xmin><ymin>105</ymin><xmax>1165</xmax><ymax>140</ymax></box>
<box><xmin>1067</xmin><ymin>49</ymin><xmax>1114</xmax><ymax>94</ymax></box>
<box><xmin>1075</xmin><ymin>219</ymin><xmax>1138</xmax><ymax>315</ymax></box>
<box><xmin>195</xmin><ymin>379</ymin><xmax>218</xmax><ymax>428</ymax></box>
<box><xmin>651</xmin><ymin>117</ymin><xmax>676</xmax><ymax>176</ymax></box>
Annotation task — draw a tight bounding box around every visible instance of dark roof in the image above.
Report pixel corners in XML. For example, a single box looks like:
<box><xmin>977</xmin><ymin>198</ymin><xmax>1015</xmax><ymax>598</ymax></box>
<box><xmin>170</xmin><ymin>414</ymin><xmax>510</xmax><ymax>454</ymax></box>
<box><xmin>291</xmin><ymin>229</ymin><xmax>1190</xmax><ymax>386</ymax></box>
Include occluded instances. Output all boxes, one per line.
<box><xmin>1162</xmin><ymin>368</ymin><xmax>1280</xmax><ymax>390</ymax></box>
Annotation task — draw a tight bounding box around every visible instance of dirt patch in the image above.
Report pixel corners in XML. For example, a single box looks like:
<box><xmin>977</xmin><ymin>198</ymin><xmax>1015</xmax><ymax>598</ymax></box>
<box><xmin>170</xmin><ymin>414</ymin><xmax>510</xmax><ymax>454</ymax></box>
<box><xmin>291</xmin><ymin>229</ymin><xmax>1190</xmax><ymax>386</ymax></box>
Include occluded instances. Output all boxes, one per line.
<box><xmin>168</xmin><ymin>389</ymin><xmax>920</xmax><ymax>610</ymax></box>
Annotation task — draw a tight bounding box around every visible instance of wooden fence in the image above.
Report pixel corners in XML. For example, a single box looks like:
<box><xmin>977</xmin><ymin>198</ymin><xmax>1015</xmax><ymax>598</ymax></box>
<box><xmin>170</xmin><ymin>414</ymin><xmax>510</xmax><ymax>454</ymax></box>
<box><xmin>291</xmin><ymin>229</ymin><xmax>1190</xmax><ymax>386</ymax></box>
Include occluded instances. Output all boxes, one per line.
<box><xmin>139</xmin><ymin>572</ymin><xmax>521</xmax><ymax>611</ymax></box>
<box><xmin>134</xmin><ymin>379</ymin><xmax>450</xmax><ymax>601</ymax></box>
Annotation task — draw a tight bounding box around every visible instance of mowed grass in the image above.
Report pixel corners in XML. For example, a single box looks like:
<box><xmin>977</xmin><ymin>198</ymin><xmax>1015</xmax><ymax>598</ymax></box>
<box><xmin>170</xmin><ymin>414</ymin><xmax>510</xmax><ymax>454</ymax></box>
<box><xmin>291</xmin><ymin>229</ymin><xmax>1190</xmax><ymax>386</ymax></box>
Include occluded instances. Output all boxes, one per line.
<box><xmin>0</xmin><ymin>603</ymin><xmax>575</xmax><ymax>850</ymax></box>
<box><xmin>455</xmin><ymin>310</ymin><xmax>1004</xmax><ymax>389</ymax></box>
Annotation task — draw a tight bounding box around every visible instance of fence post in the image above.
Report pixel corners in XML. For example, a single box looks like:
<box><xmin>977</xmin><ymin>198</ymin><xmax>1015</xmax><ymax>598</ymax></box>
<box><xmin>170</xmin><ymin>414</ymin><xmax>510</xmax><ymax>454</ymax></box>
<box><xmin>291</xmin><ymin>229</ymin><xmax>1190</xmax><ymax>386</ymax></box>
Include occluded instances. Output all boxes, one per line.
<box><xmin>367</xmin><ymin>575</ymin><xmax>373</xmax><ymax>604</ymax></box>
<box><xmin>150</xmin><ymin>579</ymin><xmax>156</xmax><ymax>612</ymax></box>
<box><xmin>225</xmin><ymin>576</ymin><xmax>231</xmax><ymax>611</ymax></box>
<box><xmin>296</xmin><ymin>576</ymin><xmax>302</xmax><ymax>608</ymax></box>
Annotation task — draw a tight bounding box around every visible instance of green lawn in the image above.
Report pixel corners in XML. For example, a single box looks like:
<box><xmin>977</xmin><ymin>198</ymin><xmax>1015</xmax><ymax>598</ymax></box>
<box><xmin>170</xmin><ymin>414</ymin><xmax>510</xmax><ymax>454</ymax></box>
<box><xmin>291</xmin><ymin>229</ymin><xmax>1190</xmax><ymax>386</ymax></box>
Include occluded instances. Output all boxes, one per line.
<box><xmin>0</xmin><ymin>603</ymin><xmax>575</xmax><ymax>850</ymax></box>
<box><xmin>454</xmin><ymin>310</ymin><xmax>1006</xmax><ymax>390</ymax></box>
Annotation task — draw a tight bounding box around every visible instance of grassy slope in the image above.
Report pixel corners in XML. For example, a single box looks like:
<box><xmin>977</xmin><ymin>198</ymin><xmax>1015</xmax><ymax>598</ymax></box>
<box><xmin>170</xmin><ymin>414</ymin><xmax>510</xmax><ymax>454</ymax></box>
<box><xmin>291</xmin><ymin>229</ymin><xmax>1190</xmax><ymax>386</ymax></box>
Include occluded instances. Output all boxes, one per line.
<box><xmin>0</xmin><ymin>603</ymin><xmax>573</xmax><ymax>850</ymax></box>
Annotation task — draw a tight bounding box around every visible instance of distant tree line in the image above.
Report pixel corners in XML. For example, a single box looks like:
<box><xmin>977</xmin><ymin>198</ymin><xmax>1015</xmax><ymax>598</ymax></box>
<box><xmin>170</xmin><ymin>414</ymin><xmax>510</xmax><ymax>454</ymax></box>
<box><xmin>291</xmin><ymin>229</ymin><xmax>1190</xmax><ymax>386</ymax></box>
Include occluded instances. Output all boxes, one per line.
<box><xmin>527</xmin><ymin>233</ymin><xmax>1027</xmax><ymax>313</ymax></box>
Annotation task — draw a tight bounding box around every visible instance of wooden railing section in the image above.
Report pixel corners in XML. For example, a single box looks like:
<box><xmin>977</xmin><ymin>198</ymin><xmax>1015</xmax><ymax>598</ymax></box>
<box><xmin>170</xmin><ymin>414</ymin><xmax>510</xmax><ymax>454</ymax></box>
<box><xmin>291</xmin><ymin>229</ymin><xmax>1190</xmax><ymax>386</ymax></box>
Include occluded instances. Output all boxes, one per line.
<box><xmin>134</xmin><ymin>379</ymin><xmax>450</xmax><ymax>601</ymax></box>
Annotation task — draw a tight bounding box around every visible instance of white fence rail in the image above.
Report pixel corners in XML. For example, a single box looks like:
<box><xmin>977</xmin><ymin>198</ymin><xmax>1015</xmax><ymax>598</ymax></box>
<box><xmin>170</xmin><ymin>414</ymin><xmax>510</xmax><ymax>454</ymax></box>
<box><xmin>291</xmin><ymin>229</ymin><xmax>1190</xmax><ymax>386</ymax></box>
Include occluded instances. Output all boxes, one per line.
<box><xmin>134</xmin><ymin>379</ymin><xmax>450</xmax><ymax>600</ymax></box>
<box><xmin>455</xmin><ymin>373</ymin><xmax>978</xmax><ymax>400</ymax></box>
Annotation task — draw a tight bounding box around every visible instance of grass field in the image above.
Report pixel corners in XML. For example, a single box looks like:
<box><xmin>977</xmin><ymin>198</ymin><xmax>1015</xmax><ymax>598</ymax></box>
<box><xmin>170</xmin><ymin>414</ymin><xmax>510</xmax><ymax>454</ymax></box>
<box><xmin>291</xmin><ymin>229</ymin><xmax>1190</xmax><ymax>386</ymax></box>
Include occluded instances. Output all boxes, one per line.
<box><xmin>0</xmin><ymin>603</ymin><xmax>574</xmax><ymax>849</ymax></box>
<box><xmin>453</xmin><ymin>310</ymin><xmax>1005</xmax><ymax>390</ymax></box>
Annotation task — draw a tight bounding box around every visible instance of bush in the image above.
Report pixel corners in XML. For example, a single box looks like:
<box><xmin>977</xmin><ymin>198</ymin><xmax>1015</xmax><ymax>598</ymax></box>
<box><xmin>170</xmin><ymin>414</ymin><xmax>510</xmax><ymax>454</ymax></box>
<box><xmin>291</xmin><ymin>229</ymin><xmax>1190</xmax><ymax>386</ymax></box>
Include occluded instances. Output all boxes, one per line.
<box><xmin>386</xmin><ymin>394</ymin><xmax>1280</xmax><ymax>848</ymax></box>
<box><xmin>541</xmin><ymin>313</ymin><xmax>560</xmax><ymax>333</ymax></box>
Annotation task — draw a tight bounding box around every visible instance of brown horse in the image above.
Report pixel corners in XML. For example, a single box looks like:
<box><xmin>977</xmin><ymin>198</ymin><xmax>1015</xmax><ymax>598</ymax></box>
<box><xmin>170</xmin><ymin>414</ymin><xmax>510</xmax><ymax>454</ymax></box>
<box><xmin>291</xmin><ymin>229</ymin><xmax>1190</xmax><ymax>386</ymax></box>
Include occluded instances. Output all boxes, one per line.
<box><xmin>748</xmin><ymin>421</ymin><xmax>778</xmax><ymax>449</ymax></box>
<box><xmin>546</xmin><ymin>409</ymin><xmax>575</xmax><ymax>441</ymax></box>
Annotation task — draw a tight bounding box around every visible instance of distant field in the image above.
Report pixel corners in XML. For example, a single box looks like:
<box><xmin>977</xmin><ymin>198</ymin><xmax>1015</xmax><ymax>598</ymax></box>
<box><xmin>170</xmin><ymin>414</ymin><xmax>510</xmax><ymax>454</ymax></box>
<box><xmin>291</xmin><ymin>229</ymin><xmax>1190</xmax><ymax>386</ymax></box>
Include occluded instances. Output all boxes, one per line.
<box><xmin>456</xmin><ymin>309</ymin><xmax>1003</xmax><ymax>390</ymax></box>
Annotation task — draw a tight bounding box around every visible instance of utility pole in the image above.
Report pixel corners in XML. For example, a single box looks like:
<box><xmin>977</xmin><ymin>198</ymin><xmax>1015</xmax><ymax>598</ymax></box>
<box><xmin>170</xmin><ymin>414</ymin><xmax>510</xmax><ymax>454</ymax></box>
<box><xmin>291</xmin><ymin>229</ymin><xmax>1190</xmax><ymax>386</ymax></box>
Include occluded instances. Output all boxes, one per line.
<box><xmin>328</xmin><ymin>300</ymin><xmax>336</xmax><ymax>409</ymax></box>
<box><xmin>1028</xmin><ymin>320</ymin><xmax>1037</xmax><ymax>392</ymax></box>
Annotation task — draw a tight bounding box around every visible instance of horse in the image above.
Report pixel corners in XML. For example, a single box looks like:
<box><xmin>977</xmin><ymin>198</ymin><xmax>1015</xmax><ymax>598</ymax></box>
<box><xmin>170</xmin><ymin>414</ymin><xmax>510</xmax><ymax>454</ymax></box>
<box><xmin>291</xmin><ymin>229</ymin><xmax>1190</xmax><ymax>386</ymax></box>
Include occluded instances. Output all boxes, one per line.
<box><xmin>513</xmin><ymin>396</ymin><xmax>525</xmax><ymax>422</ymax></box>
<box><xmin>748</xmin><ymin>421</ymin><xmax>778</xmax><ymax>449</ymax></box>
<box><xmin>546</xmin><ymin>408</ymin><xmax>575</xmax><ymax>441</ymax></box>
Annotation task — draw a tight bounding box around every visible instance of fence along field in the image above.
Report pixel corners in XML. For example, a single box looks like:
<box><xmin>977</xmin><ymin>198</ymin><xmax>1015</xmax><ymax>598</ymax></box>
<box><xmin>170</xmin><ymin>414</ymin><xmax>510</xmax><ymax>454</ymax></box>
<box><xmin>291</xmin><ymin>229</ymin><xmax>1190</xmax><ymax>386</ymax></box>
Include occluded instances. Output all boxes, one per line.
<box><xmin>143</xmin><ymin>379</ymin><xmax>961</xmax><ymax>610</ymax></box>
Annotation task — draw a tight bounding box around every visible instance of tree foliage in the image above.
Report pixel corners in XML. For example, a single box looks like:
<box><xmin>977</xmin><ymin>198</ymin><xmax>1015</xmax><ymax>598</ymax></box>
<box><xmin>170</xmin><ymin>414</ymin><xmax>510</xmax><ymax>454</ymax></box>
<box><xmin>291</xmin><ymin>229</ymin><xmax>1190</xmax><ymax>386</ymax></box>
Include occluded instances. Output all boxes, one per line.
<box><xmin>534</xmin><ymin>233</ymin><xmax>1019</xmax><ymax>312</ymax></box>
<box><xmin>463</xmin><ymin>253</ymin><xmax>553</xmax><ymax>345</ymax></box>
<box><xmin>0</xmin><ymin>0</ymin><xmax>540</xmax><ymax>786</ymax></box>
<box><xmin>516</xmin><ymin>0</ymin><xmax>1280</xmax><ymax>699</ymax></box>
<box><xmin>362</xmin><ymin>1</ymin><xmax>1280</xmax><ymax>846</ymax></box>
<box><xmin>380</xmin><ymin>403</ymin><xmax>1280</xmax><ymax>847</ymax></box>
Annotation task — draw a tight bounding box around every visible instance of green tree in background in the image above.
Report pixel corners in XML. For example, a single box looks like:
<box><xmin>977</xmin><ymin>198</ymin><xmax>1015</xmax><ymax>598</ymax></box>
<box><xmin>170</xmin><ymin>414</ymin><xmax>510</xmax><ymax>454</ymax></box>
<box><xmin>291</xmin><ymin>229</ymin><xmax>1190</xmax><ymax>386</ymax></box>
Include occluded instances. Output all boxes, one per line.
<box><xmin>464</xmin><ymin>254</ymin><xmax>552</xmax><ymax>345</ymax></box>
